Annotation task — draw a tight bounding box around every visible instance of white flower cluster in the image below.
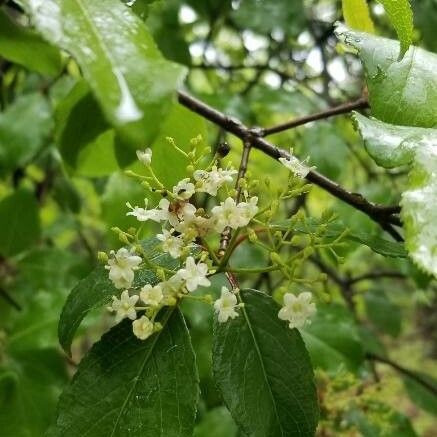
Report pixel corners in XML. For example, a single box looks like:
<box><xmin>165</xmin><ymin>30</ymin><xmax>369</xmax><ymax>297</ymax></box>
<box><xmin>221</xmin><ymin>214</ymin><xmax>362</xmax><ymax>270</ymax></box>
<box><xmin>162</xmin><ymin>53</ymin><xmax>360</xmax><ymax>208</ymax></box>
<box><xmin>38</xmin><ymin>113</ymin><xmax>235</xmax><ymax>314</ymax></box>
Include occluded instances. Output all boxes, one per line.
<box><xmin>278</xmin><ymin>292</ymin><xmax>316</xmax><ymax>329</ymax></box>
<box><xmin>105</xmin><ymin>146</ymin><xmax>259</xmax><ymax>340</ymax></box>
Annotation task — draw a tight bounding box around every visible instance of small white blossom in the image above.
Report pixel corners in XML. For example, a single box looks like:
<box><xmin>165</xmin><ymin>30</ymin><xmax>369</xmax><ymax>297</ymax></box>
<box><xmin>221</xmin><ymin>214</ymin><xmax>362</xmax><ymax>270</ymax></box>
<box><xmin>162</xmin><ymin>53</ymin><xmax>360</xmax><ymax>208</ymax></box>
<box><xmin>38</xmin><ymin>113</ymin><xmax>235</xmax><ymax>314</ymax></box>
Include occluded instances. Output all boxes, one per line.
<box><xmin>279</xmin><ymin>156</ymin><xmax>311</xmax><ymax>178</ymax></box>
<box><xmin>126</xmin><ymin>200</ymin><xmax>168</xmax><ymax>223</ymax></box>
<box><xmin>177</xmin><ymin>256</ymin><xmax>211</xmax><ymax>292</ymax></box>
<box><xmin>194</xmin><ymin>166</ymin><xmax>237</xmax><ymax>196</ymax></box>
<box><xmin>110</xmin><ymin>290</ymin><xmax>139</xmax><ymax>322</ymax></box>
<box><xmin>278</xmin><ymin>292</ymin><xmax>316</xmax><ymax>329</ymax></box>
<box><xmin>214</xmin><ymin>287</ymin><xmax>240</xmax><ymax>323</ymax></box>
<box><xmin>157</xmin><ymin>229</ymin><xmax>184</xmax><ymax>258</ymax></box>
<box><xmin>211</xmin><ymin>196</ymin><xmax>258</xmax><ymax>232</ymax></box>
<box><xmin>136</xmin><ymin>148</ymin><xmax>152</xmax><ymax>165</ymax></box>
<box><xmin>132</xmin><ymin>315</ymin><xmax>154</xmax><ymax>340</ymax></box>
<box><xmin>173</xmin><ymin>178</ymin><xmax>195</xmax><ymax>200</ymax></box>
<box><xmin>160</xmin><ymin>274</ymin><xmax>184</xmax><ymax>301</ymax></box>
<box><xmin>140</xmin><ymin>284</ymin><xmax>164</xmax><ymax>307</ymax></box>
<box><xmin>105</xmin><ymin>248</ymin><xmax>142</xmax><ymax>289</ymax></box>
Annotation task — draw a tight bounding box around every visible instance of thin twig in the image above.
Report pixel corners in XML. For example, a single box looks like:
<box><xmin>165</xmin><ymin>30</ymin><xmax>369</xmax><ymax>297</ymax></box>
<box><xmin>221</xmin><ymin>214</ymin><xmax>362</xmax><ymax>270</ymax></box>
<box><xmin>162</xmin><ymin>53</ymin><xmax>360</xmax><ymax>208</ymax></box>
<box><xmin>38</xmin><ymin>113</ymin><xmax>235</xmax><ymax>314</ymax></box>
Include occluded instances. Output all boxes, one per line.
<box><xmin>348</xmin><ymin>271</ymin><xmax>406</xmax><ymax>285</ymax></box>
<box><xmin>260</xmin><ymin>96</ymin><xmax>369</xmax><ymax>137</ymax></box>
<box><xmin>366</xmin><ymin>352</ymin><xmax>437</xmax><ymax>397</ymax></box>
<box><xmin>0</xmin><ymin>288</ymin><xmax>21</xmax><ymax>311</ymax></box>
<box><xmin>177</xmin><ymin>90</ymin><xmax>401</xmax><ymax>237</ymax></box>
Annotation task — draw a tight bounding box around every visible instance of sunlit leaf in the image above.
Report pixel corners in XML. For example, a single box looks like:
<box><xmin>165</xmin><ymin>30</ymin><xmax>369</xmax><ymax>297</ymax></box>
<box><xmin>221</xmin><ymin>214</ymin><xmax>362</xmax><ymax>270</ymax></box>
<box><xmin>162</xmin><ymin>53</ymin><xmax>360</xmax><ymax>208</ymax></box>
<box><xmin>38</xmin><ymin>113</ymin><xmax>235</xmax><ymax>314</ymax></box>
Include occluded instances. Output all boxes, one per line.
<box><xmin>342</xmin><ymin>0</ymin><xmax>375</xmax><ymax>33</ymax></box>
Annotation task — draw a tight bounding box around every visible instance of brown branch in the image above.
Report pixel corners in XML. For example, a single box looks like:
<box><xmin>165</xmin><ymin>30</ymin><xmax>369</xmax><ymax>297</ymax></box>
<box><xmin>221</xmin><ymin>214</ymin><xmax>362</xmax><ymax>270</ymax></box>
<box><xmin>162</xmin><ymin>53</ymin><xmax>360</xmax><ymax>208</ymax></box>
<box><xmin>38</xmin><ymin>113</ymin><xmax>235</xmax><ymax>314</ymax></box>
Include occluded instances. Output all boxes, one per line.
<box><xmin>348</xmin><ymin>271</ymin><xmax>406</xmax><ymax>285</ymax></box>
<box><xmin>366</xmin><ymin>352</ymin><xmax>437</xmax><ymax>397</ymax></box>
<box><xmin>177</xmin><ymin>90</ymin><xmax>401</xmax><ymax>237</ymax></box>
<box><xmin>260</xmin><ymin>96</ymin><xmax>369</xmax><ymax>137</ymax></box>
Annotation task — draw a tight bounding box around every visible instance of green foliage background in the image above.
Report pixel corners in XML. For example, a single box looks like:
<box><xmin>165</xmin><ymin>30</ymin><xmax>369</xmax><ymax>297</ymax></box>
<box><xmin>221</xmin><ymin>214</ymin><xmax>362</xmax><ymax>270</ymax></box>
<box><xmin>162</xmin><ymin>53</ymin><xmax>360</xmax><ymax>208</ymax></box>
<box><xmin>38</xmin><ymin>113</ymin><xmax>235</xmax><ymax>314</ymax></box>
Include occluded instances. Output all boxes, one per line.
<box><xmin>0</xmin><ymin>0</ymin><xmax>436</xmax><ymax>436</ymax></box>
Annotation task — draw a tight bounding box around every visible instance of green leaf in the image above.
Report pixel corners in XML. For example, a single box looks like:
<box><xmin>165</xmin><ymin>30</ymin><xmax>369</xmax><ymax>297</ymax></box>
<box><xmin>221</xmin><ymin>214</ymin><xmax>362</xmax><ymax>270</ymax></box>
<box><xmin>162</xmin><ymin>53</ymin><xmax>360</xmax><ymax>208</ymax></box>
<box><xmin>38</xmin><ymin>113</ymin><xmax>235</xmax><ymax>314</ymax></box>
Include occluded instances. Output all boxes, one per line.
<box><xmin>0</xmin><ymin>10</ymin><xmax>61</xmax><ymax>75</ymax></box>
<box><xmin>336</xmin><ymin>27</ymin><xmax>437</xmax><ymax>128</ymax></box>
<box><xmin>50</xmin><ymin>310</ymin><xmax>199</xmax><ymax>437</ymax></box>
<box><xmin>55</xmin><ymin>81</ymin><xmax>118</xmax><ymax>177</ymax></box>
<box><xmin>0</xmin><ymin>189</ymin><xmax>41</xmax><ymax>258</ymax></box>
<box><xmin>212</xmin><ymin>289</ymin><xmax>319</xmax><ymax>437</ymax></box>
<box><xmin>302</xmin><ymin>304</ymin><xmax>365</xmax><ymax>373</ymax></box>
<box><xmin>194</xmin><ymin>407</ymin><xmax>238</xmax><ymax>437</ymax></box>
<box><xmin>21</xmin><ymin>0</ymin><xmax>186</xmax><ymax>146</ymax></box>
<box><xmin>0</xmin><ymin>348</ymin><xmax>68</xmax><ymax>437</ymax></box>
<box><xmin>58</xmin><ymin>239</ymin><xmax>174</xmax><ymax>354</ymax></box>
<box><xmin>353</xmin><ymin>113</ymin><xmax>437</xmax><ymax>276</ymax></box>
<box><xmin>0</xmin><ymin>93</ymin><xmax>53</xmax><ymax>174</ymax></box>
<box><xmin>403</xmin><ymin>372</ymin><xmax>437</xmax><ymax>416</ymax></box>
<box><xmin>364</xmin><ymin>290</ymin><xmax>401</xmax><ymax>337</ymax></box>
<box><xmin>377</xmin><ymin>0</ymin><xmax>414</xmax><ymax>56</ymax></box>
<box><xmin>342</xmin><ymin>0</ymin><xmax>375</xmax><ymax>33</ymax></box>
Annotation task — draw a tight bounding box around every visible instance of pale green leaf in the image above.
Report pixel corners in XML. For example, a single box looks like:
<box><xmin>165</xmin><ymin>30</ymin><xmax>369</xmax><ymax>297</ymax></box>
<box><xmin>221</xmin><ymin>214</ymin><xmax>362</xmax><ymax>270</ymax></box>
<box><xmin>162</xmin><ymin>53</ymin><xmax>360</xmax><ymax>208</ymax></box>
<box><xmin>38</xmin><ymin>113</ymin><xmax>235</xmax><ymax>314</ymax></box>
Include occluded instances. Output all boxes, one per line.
<box><xmin>342</xmin><ymin>0</ymin><xmax>375</xmax><ymax>33</ymax></box>
<box><xmin>20</xmin><ymin>0</ymin><xmax>186</xmax><ymax>145</ymax></box>
<box><xmin>377</xmin><ymin>0</ymin><xmax>414</xmax><ymax>56</ymax></box>
<box><xmin>354</xmin><ymin>113</ymin><xmax>437</xmax><ymax>276</ymax></box>
<box><xmin>50</xmin><ymin>311</ymin><xmax>199</xmax><ymax>437</ymax></box>
<box><xmin>336</xmin><ymin>27</ymin><xmax>437</xmax><ymax>128</ymax></box>
<box><xmin>0</xmin><ymin>10</ymin><xmax>61</xmax><ymax>75</ymax></box>
<box><xmin>213</xmin><ymin>289</ymin><xmax>319</xmax><ymax>437</ymax></box>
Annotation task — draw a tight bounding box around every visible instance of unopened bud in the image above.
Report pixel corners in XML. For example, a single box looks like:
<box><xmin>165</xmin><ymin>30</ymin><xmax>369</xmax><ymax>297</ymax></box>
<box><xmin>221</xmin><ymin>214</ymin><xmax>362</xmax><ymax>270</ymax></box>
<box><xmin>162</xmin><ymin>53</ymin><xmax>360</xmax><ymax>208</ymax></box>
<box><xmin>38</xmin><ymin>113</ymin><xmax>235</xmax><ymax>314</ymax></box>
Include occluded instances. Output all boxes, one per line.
<box><xmin>248</xmin><ymin>229</ymin><xmax>258</xmax><ymax>243</ymax></box>
<box><xmin>156</xmin><ymin>268</ymin><xmax>166</xmax><ymax>281</ymax></box>
<box><xmin>303</xmin><ymin>247</ymin><xmax>315</xmax><ymax>257</ymax></box>
<box><xmin>270</xmin><ymin>252</ymin><xmax>283</xmax><ymax>265</ymax></box>
<box><xmin>97</xmin><ymin>251</ymin><xmax>108</xmax><ymax>263</ymax></box>
<box><xmin>153</xmin><ymin>322</ymin><xmax>163</xmax><ymax>332</ymax></box>
<box><xmin>186</xmin><ymin>164</ymin><xmax>195</xmax><ymax>174</ymax></box>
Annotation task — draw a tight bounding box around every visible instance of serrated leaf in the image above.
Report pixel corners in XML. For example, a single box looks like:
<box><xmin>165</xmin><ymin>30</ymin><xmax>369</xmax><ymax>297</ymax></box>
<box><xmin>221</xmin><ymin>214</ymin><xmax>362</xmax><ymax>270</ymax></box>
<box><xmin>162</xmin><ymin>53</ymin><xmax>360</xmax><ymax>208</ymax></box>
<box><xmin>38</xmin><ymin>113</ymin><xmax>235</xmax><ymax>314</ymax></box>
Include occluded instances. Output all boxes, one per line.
<box><xmin>353</xmin><ymin>113</ymin><xmax>437</xmax><ymax>276</ymax></box>
<box><xmin>0</xmin><ymin>93</ymin><xmax>53</xmax><ymax>174</ymax></box>
<box><xmin>0</xmin><ymin>189</ymin><xmax>41</xmax><ymax>258</ymax></box>
<box><xmin>302</xmin><ymin>304</ymin><xmax>365</xmax><ymax>373</ymax></box>
<box><xmin>49</xmin><ymin>310</ymin><xmax>199</xmax><ymax>437</ymax></box>
<box><xmin>20</xmin><ymin>0</ymin><xmax>186</xmax><ymax>146</ymax></box>
<box><xmin>342</xmin><ymin>0</ymin><xmax>375</xmax><ymax>33</ymax></box>
<box><xmin>58</xmin><ymin>238</ymin><xmax>178</xmax><ymax>354</ymax></box>
<box><xmin>377</xmin><ymin>0</ymin><xmax>414</xmax><ymax>56</ymax></box>
<box><xmin>212</xmin><ymin>289</ymin><xmax>319</xmax><ymax>437</ymax></box>
<box><xmin>336</xmin><ymin>27</ymin><xmax>437</xmax><ymax>128</ymax></box>
<box><xmin>0</xmin><ymin>10</ymin><xmax>61</xmax><ymax>75</ymax></box>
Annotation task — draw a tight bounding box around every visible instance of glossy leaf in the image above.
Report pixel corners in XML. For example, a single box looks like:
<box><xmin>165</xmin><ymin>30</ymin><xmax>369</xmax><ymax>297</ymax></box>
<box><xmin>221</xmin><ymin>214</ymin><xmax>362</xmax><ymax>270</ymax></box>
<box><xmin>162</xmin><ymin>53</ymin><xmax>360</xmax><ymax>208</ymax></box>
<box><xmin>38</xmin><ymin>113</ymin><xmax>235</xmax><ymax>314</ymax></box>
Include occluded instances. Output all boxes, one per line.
<box><xmin>0</xmin><ymin>93</ymin><xmax>53</xmax><ymax>174</ymax></box>
<box><xmin>58</xmin><ymin>238</ymin><xmax>175</xmax><ymax>354</ymax></box>
<box><xmin>302</xmin><ymin>304</ymin><xmax>365</xmax><ymax>373</ymax></box>
<box><xmin>0</xmin><ymin>189</ymin><xmax>41</xmax><ymax>258</ymax></box>
<box><xmin>354</xmin><ymin>113</ymin><xmax>437</xmax><ymax>276</ymax></box>
<box><xmin>50</xmin><ymin>310</ymin><xmax>199</xmax><ymax>437</ymax></box>
<box><xmin>213</xmin><ymin>289</ymin><xmax>319</xmax><ymax>437</ymax></box>
<box><xmin>342</xmin><ymin>0</ymin><xmax>375</xmax><ymax>33</ymax></box>
<box><xmin>337</xmin><ymin>26</ymin><xmax>437</xmax><ymax>128</ymax></box>
<box><xmin>0</xmin><ymin>10</ymin><xmax>61</xmax><ymax>75</ymax></box>
<box><xmin>377</xmin><ymin>0</ymin><xmax>414</xmax><ymax>56</ymax></box>
<box><xmin>20</xmin><ymin>0</ymin><xmax>186</xmax><ymax>145</ymax></box>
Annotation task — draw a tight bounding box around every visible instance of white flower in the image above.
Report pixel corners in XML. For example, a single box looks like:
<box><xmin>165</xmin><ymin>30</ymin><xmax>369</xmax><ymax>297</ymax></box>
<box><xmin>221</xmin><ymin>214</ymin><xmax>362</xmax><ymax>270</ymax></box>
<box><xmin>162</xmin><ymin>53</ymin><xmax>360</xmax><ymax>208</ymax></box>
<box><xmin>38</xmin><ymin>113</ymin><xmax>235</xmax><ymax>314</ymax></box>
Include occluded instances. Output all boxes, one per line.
<box><xmin>110</xmin><ymin>290</ymin><xmax>139</xmax><ymax>322</ymax></box>
<box><xmin>126</xmin><ymin>200</ymin><xmax>168</xmax><ymax>223</ymax></box>
<box><xmin>132</xmin><ymin>315</ymin><xmax>154</xmax><ymax>340</ymax></box>
<box><xmin>279</xmin><ymin>156</ymin><xmax>311</xmax><ymax>178</ymax></box>
<box><xmin>160</xmin><ymin>274</ymin><xmax>184</xmax><ymax>301</ymax></box>
<box><xmin>194</xmin><ymin>166</ymin><xmax>237</xmax><ymax>196</ymax></box>
<box><xmin>177</xmin><ymin>256</ymin><xmax>211</xmax><ymax>292</ymax></box>
<box><xmin>214</xmin><ymin>287</ymin><xmax>240</xmax><ymax>323</ymax></box>
<box><xmin>136</xmin><ymin>148</ymin><xmax>152</xmax><ymax>165</ymax></box>
<box><xmin>211</xmin><ymin>196</ymin><xmax>258</xmax><ymax>232</ymax></box>
<box><xmin>105</xmin><ymin>248</ymin><xmax>142</xmax><ymax>289</ymax></box>
<box><xmin>157</xmin><ymin>229</ymin><xmax>184</xmax><ymax>258</ymax></box>
<box><xmin>278</xmin><ymin>292</ymin><xmax>316</xmax><ymax>329</ymax></box>
<box><xmin>173</xmin><ymin>178</ymin><xmax>195</xmax><ymax>200</ymax></box>
<box><xmin>140</xmin><ymin>284</ymin><xmax>164</xmax><ymax>307</ymax></box>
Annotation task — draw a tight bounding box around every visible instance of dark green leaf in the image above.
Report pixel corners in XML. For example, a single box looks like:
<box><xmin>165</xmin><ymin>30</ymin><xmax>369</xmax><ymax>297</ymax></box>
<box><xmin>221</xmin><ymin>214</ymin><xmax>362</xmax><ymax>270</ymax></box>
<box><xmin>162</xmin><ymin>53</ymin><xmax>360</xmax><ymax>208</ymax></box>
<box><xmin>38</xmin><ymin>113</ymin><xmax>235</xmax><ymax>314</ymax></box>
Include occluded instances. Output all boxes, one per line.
<box><xmin>403</xmin><ymin>372</ymin><xmax>437</xmax><ymax>416</ymax></box>
<box><xmin>302</xmin><ymin>304</ymin><xmax>365</xmax><ymax>373</ymax></box>
<box><xmin>50</xmin><ymin>310</ymin><xmax>199</xmax><ymax>437</ymax></box>
<box><xmin>0</xmin><ymin>93</ymin><xmax>53</xmax><ymax>174</ymax></box>
<box><xmin>213</xmin><ymin>289</ymin><xmax>318</xmax><ymax>437</ymax></box>
<box><xmin>21</xmin><ymin>0</ymin><xmax>186</xmax><ymax>146</ymax></box>
<box><xmin>0</xmin><ymin>10</ymin><xmax>61</xmax><ymax>75</ymax></box>
<box><xmin>364</xmin><ymin>290</ymin><xmax>401</xmax><ymax>337</ymax></box>
<box><xmin>0</xmin><ymin>189</ymin><xmax>41</xmax><ymax>258</ymax></box>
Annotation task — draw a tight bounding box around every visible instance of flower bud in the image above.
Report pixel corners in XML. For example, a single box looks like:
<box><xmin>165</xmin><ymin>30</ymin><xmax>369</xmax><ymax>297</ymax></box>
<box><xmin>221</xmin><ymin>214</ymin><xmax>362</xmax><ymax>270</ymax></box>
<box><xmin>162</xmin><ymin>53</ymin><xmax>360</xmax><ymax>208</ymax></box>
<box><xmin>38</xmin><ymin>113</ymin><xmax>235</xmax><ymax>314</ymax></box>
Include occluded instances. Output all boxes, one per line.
<box><xmin>157</xmin><ymin>268</ymin><xmax>166</xmax><ymax>281</ymax></box>
<box><xmin>303</xmin><ymin>247</ymin><xmax>315</xmax><ymax>257</ymax></box>
<box><xmin>248</xmin><ymin>228</ymin><xmax>258</xmax><ymax>243</ymax></box>
<box><xmin>270</xmin><ymin>252</ymin><xmax>283</xmax><ymax>266</ymax></box>
<box><xmin>97</xmin><ymin>251</ymin><xmax>108</xmax><ymax>263</ymax></box>
<box><xmin>186</xmin><ymin>164</ymin><xmax>195</xmax><ymax>174</ymax></box>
